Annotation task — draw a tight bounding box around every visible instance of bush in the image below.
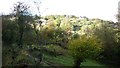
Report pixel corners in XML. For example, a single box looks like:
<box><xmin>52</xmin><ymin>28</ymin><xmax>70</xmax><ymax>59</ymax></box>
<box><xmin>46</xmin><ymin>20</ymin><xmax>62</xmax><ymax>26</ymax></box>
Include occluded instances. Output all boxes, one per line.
<box><xmin>43</xmin><ymin>44</ymin><xmax>67</xmax><ymax>56</ymax></box>
<box><xmin>68</xmin><ymin>35</ymin><xmax>103</xmax><ymax>67</ymax></box>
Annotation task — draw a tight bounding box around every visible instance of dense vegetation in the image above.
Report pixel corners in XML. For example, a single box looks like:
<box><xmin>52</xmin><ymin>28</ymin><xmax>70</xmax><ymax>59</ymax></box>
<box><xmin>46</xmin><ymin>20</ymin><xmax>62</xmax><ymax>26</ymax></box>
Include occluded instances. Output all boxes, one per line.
<box><xmin>2</xmin><ymin>2</ymin><xmax>120</xmax><ymax>68</ymax></box>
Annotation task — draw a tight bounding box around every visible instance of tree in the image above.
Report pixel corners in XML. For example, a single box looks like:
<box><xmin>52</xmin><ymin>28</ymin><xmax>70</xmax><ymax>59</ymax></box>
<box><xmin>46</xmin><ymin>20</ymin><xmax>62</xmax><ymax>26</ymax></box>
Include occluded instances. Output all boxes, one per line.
<box><xmin>32</xmin><ymin>1</ymin><xmax>43</xmax><ymax>46</ymax></box>
<box><xmin>2</xmin><ymin>15</ymin><xmax>18</xmax><ymax>45</ymax></box>
<box><xmin>117</xmin><ymin>1</ymin><xmax>120</xmax><ymax>28</ymax></box>
<box><xmin>68</xmin><ymin>35</ymin><xmax>103</xmax><ymax>68</ymax></box>
<box><xmin>13</xmin><ymin>2</ymin><xmax>31</xmax><ymax>46</ymax></box>
<box><xmin>93</xmin><ymin>21</ymin><xmax>120</xmax><ymax>65</ymax></box>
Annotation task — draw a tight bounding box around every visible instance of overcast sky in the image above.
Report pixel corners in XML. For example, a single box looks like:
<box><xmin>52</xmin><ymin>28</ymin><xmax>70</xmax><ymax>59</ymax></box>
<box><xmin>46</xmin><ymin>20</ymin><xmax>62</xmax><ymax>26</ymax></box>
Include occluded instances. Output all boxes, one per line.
<box><xmin>0</xmin><ymin>0</ymin><xmax>119</xmax><ymax>22</ymax></box>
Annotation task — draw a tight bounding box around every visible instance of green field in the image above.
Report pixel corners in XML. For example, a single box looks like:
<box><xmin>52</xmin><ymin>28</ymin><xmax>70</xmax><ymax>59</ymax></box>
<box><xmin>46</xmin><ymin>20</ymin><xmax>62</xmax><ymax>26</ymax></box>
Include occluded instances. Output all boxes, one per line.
<box><xmin>42</xmin><ymin>54</ymin><xmax>107</xmax><ymax>67</ymax></box>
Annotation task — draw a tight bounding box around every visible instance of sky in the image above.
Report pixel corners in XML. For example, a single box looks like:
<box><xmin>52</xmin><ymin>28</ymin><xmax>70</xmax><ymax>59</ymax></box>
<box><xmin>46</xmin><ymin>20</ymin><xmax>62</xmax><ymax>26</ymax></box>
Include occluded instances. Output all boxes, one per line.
<box><xmin>0</xmin><ymin>0</ymin><xmax>119</xmax><ymax>22</ymax></box>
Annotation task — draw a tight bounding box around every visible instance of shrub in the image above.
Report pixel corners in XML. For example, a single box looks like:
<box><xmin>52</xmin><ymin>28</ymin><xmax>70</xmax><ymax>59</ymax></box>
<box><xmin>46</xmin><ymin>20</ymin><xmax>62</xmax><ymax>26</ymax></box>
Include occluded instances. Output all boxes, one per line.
<box><xmin>68</xmin><ymin>35</ymin><xmax>103</xmax><ymax>67</ymax></box>
<box><xmin>43</xmin><ymin>44</ymin><xmax>67</xmax><ymax>56</ymax></box>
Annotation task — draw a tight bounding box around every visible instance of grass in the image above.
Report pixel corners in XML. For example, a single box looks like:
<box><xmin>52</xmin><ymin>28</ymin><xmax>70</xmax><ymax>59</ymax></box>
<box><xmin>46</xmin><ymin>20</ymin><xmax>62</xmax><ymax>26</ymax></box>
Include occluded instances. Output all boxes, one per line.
<box><xmin>2</xmin><ymin>44</ymin><xmax>116</xmax><ymax>68</ymax></box>
<box><xmin>43</xmin><ymin>54</ymin><xmax>74</xmax><ymax>66</ymax></box>
<box><xmin>81</xmin><ymin>59</ymin><xmax>105</xmax><ymax>66</ymax></box>
<box><xmin>42</xmin><ymin>53</ymin><xmax>107</xmax><ymax>67</ymax></box>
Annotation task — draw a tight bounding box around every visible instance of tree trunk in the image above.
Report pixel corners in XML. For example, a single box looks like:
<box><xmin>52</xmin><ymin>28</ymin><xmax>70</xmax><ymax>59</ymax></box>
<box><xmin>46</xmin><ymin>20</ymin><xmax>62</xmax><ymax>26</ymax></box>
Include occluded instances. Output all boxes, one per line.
<box><xmin>32</xmin><ymin>23</ymin><xmax>40</xmax><ymax>45</ymax></box>
<box><xmin>19</xmin><ymin>31</ymin><xmax>23</xmax><ymax>45</ymax></box>
<box><xmin>74</xmin><ymin>59</ymin><xmax>83</xmax><ymax>68</ymax></box>
<box><xmin>18</xmin><ymin>28</ymin><xmax>24</xmax><ymax>46</ymax></box>
<box><xmin>34</xmin><ymin>26</ymin><xmax>41</xmax><ymax>46</ymax></box>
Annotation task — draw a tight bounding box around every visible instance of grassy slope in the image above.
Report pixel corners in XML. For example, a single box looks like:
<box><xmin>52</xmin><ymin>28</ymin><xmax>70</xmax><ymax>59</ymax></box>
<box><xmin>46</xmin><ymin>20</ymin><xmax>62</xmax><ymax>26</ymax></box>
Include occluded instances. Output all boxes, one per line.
<box><xmin>2</xmin><ymin>45</ymin><xmax>114</xmax><ymax>68</ymax></box>
<box><xmin>42</xmin><ymin>54</ymin><xmax>107</xmax><ymax>67</ymax></box>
